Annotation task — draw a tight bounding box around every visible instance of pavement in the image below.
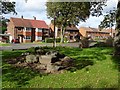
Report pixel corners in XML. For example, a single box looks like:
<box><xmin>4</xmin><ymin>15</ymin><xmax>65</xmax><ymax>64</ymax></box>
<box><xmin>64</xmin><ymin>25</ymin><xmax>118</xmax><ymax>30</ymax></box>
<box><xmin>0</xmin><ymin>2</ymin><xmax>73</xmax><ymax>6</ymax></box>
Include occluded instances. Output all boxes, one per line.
<box><xmin>0</xmin><ymin>42</ymin><xmax>80</xmax><ymax>51</ymax></box>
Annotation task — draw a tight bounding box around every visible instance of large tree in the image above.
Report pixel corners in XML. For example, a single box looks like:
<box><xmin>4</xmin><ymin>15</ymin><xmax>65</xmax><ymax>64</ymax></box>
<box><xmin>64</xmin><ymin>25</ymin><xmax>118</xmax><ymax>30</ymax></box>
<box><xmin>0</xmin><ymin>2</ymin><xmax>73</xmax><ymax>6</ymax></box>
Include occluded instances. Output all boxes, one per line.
<box><xmin>99</xmin><ymin>9</ymin><xmax>116</xmax><ymax>35</ymax></box>
<box><xmin>1</xmin><ymin>1</ymin><xmax>16</xmax><ymax>34</ymax></box>
<box><xmin>99</xmin><ymin>1</ymin><xmax>120</xmax><ymax>55</ymax></box>
<box><xmin>114</xmin><ymin>1</ymin><xmax>120</xmax><ymax>55</ymax></box>
<box><xmin>46</xmin><ymin>1</ymin><xmax>107</xmax><ymax>44</ymax></box>
<box><xmin>1</xmin><ymin>1</ymin><xmax>16</xmax><ymax>14</ymax></box>
<box><xmin>1</xmin><ymin>17</ymin><xmax>9</xmax><ymax>34</ymax></box>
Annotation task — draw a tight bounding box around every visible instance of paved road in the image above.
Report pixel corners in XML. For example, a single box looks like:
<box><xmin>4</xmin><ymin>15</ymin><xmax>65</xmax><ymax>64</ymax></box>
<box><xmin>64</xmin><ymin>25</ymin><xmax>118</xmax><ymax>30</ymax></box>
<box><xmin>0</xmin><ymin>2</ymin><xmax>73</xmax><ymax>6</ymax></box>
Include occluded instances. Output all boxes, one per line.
<box><xmin>0</xmin><ymin>43</ymin><xmax>80</xmax><ymax>50</ymax></box>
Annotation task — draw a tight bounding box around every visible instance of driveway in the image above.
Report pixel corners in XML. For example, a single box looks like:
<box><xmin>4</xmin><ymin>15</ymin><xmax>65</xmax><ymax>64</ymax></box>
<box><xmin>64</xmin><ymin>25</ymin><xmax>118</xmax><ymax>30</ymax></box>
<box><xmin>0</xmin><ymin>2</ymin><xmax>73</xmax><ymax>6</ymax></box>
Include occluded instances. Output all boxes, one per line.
<box><xmin>0</xmin><ymin>43</ymin><xmax>80</xmax><ymax>50</ymax></box>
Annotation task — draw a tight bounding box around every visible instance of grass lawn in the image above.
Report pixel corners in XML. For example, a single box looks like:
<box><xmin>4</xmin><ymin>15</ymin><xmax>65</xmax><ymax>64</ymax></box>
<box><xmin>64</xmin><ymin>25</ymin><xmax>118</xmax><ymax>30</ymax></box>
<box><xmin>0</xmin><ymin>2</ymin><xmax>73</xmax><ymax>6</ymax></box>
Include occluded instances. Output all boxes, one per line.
<box><xmin>0</xmin><ymin>43</ymin><xmax>10</xmax><ymax>46</ymax></box>
<box><xmin>1</xmin><ymin>47</ymin><xmax>119</xmax><ymax>88</ymax></box>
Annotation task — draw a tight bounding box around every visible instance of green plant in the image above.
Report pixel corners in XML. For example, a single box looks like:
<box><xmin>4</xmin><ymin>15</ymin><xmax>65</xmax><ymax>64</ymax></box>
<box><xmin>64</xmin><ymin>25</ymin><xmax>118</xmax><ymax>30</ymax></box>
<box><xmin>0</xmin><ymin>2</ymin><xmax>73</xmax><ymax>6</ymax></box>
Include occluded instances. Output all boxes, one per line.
<box><xmin>27</xmin><ymin>47</ymin><xmax>35</xmax><ymax>54</ymax></box>
<box><xmin>95</xmin><ymin>42</ymin><xmax>107</xmax><ymax>47</ymax></box>
<box><xmin>45</xmin><ymin>38</ymin><xmax>61</xmax><ymax>43</ymax></box>
<box><xmin>45</xmin><ymin>38</ymin><xmax>54</xmax><ymax>43</ymax></box>
<box><xmin>2</xmin><ymin>47</ymin><xmax>119</xmax><ymax>88</ymax></box>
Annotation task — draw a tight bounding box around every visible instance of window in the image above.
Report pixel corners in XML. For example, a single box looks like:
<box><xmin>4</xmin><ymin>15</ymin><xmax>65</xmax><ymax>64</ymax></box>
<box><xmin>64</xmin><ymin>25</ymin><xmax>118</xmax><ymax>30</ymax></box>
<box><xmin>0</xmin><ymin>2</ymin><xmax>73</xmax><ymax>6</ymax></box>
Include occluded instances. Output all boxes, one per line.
<box><xmin>36</xmin><ymin>36</ymin><xmax>42</xmax><ymax>40</ymax></box>
<box><xmin>24</xmin><ymin>27</ymin><xmax>31</xmax><ymax>31</ymax></box>
<box><xmin>24</xmin><ymin>36</ymin><xmax>31</xmax><ymax>40</ymax></box>
<box><xmin>38</xmin><ymin>28</ymin><xmax>42</xmax><ymax>32</ymax></box>
<box><xmin>17</xmin><ymin>27</ymin><xmax>23</xmax><ymax>31</ymax></box>
<box><xmin>18</xmin><ymin>28</ymin><xmax>21</xmax><ymax>30</ymax></box>
<box><xmin>70</xmin><ymin>32</ymin><xmax>73</xmax><ymax>34</ymax></box>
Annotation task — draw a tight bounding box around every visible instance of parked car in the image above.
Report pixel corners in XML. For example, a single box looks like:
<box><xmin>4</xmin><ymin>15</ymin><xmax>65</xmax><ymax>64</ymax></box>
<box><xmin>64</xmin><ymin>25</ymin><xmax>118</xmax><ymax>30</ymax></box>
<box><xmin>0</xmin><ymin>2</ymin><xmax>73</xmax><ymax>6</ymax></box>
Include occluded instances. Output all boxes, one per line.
<box><xmin>11</xmin><ymin>39</ymin><xmax>20</xmax><ymax>43</ymax></box>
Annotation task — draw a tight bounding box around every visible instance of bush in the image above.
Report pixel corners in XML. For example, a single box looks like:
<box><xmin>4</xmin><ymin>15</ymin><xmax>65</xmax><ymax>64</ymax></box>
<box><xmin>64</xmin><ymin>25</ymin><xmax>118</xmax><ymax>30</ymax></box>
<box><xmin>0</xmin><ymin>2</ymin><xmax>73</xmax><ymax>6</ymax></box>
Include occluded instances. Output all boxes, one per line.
<box><xmin>95</xmin><ymin>42</ymin><xmax>107</xmax><ymax>47</ymax></box>
<box><xmin>45</xmin><ymin>38</ymin><xmax>54</xmax><ymax>43</ymax></box>
<box><xmin>56</xmin><ymin>38</ymin><xmax>61</xmax><ymax>43</ymax></box>
<box><xmin>45</xmin><ymin>38</ymin><xmax>61</xmax><ymax>43</ymax></box>
<box><xmin>64</xmin><ymin>37</ymin><xmax>68</xmax><ymax>42</ymax></box>
<box><xmin>27</xmin><ymin>47</ymin><xmax>35</xmax><ymax>54</ymax></box>
<box><xmin>93</xmin><ymin>37</ymin><xmax>114</xmax><ymax>47</ymax></box>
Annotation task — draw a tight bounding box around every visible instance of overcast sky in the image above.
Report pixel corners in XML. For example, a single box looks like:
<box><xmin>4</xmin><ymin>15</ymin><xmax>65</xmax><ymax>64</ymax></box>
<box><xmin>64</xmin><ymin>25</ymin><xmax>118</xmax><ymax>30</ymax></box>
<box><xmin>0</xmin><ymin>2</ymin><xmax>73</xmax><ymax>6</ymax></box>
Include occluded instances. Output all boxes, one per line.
<box><xmin>3</xmin><ymin>0</ymin><xmax>118</xmax><ymax>29</ymax></box>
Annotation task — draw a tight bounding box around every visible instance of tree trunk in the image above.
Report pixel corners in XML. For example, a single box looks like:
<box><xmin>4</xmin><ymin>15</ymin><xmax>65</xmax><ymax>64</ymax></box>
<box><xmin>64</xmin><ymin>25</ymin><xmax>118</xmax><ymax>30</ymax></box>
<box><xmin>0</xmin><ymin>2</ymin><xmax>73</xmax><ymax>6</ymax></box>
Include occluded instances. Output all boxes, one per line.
<box><xmin>114</xmin><ymin>1</ymin><xmax>120</xmax><ymax>55</ymax></box>
<box><xmin>60</xmin><ymin>26</ymin><xmax>65</xmax><ymax>43</ymax></box>
<box><xmin>60</xmin><ymin>27</ymin><xmax>63</xmax><ymax>43</ymax></box>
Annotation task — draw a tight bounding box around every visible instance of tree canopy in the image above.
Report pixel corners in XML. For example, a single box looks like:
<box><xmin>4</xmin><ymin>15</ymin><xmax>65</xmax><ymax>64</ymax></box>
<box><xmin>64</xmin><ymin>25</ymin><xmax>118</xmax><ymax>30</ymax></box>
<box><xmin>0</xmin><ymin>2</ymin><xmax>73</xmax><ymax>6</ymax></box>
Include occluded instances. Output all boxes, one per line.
<box><xmin>46</xmin><ymin>1</ymin><xmax>107</xmax><ymax>27</ymax></box>
<box><xmin>46</xmin><ymin>1</ymin><xmax>107</xmax><ymax>44</ymax></box>
<box><xmin>1</xmin><ymin>1</ymin><xmax>17</xmax><ymax>14</ymax></box>
<box><xmin>99</xmin><ymin>9</ymin><xmax>116</xmax><ymax>30</ymax></box>
<box><xmin>1</xmin><ymin>1</ymin><xmax>16</xmax><ymax>34</ymax></box>
<box><xmin>114</xmin><ymin>1</ymin><xmax>120</xmax><ymax>55</ymax></box>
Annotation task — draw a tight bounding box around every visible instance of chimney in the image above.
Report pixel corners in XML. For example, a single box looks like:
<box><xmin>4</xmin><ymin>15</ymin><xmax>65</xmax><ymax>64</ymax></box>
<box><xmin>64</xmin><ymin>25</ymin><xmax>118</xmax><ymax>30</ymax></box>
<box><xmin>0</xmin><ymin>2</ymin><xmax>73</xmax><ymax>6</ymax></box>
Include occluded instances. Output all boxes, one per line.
<box><xmin>21</xmin><ymin>15</ymin><xmax>23</xmax><ymax>19</ymax></box>
<box><xmin>33</xmin><ymin>16</ymin><xmax>36</xmax><ymax>20</ymax></box>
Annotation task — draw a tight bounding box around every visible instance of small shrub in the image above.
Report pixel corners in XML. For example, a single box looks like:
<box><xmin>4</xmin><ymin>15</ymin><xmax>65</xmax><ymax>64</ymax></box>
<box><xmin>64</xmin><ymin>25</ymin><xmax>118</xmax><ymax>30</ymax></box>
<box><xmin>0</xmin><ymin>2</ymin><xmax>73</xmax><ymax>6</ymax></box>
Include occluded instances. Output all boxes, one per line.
<box><xmin>95</xmin><ymin>42</ymin><xmax>107</xmax><ymax>47</ymax></box>
<box><xmin>56</xmin><ymin>38</ymin><xmax>61</xmax><ymax>43</ymax></box>
<box><xmin>27</xmin><ymin>47</ymin><xmax>35</xmax><ymax>54</ymax></box>
<box><xmin>45</xmin><ymin>38</ymin><xmax>61</xmax><ymax>43</ymax></box>
<box><xmin>64</xmin><ymin>37</ymin><xmax>68</xmax><ymax>42</ymax></box>
<box><xmin>45</xmin><ymin>38</ymin><xmax>54</xmax><ymax>43</ymax></box>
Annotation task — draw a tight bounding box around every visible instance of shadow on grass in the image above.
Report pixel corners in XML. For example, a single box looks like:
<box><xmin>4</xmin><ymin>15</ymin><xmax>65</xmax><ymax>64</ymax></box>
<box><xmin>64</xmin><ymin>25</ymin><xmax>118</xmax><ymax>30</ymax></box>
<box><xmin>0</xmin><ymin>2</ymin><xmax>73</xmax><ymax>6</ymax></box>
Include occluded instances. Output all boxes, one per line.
<box><xmin>111</xmin><ymin>55</ymin><xmax>120</xmax><ymax>71</ymax></box>
<box><xmin>2</xmin><ymin>50</ymin><xmax>42</xmax><ymax>88</ymax></box>
<box><xmin>81</xmin><ymin>85</ymin><xmax>93</xmax><ymax>89</ymax></box>
<box><xmin>34</xmin><ymin>46</ymin><xmax>108</xmax><ymax>72</ymax></box>
<box><xmin>2</xmin><ymin>63</ymin><xmax>42</xmax><ymax>88</ymax></box>
<box><xmin>67</xmin><ymin>59</ymin><xmax>94</xmax><ymax>72</ymax></box>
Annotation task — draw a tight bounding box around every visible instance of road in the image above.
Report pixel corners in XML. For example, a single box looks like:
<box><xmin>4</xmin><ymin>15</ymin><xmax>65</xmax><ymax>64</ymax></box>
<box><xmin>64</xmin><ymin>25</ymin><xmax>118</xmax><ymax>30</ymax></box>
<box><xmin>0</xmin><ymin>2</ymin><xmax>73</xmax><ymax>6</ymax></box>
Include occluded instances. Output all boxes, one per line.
<box><xmin>0</xmin><ymin>43</ymin><xmax>80</xmax><ymax>50</ymax></box>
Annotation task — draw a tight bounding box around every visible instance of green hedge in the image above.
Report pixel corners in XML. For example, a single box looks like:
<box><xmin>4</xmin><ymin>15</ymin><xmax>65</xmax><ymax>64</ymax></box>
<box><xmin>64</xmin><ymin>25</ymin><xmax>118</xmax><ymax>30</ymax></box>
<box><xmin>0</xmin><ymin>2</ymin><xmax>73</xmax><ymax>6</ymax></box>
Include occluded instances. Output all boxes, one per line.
<box><xmin>45</xmin><ymin>38</ymin><xmax>61</xmax><ymax>43</ymax></box>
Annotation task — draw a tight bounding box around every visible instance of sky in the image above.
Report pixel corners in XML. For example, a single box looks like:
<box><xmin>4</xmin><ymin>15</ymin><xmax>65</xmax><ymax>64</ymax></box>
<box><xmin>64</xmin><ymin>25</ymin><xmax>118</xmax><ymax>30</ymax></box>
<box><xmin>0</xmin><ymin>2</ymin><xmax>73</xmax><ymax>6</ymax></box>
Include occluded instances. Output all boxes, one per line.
<box><xmin>3</xmin><ymin>0</ymin><xmax>118</xmax><ymax>29</ymax></box>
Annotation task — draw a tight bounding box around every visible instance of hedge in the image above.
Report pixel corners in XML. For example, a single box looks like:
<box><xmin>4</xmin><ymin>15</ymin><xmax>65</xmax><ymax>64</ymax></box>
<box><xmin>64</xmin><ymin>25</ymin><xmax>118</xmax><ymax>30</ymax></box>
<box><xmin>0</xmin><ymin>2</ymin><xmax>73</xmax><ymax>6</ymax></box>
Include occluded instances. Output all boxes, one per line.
<box><xmin>45</xmin><ymin>38</ymin><xmax>61</xmax><ymax>43</ymax></box>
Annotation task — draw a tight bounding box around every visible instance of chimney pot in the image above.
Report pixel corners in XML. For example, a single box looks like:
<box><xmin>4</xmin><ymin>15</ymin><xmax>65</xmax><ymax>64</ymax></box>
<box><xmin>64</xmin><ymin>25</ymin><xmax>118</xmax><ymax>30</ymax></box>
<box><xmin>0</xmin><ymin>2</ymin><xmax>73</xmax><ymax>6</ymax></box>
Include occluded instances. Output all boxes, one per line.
<box><xmin>33</xmin><ymin>16</ymin><xmax>36</xmax><ymax>20</ymax></box>
<box><xmin>21</xmin><ymin>15</ymin><xmax>23</xmax><ymax>19</ymax></box>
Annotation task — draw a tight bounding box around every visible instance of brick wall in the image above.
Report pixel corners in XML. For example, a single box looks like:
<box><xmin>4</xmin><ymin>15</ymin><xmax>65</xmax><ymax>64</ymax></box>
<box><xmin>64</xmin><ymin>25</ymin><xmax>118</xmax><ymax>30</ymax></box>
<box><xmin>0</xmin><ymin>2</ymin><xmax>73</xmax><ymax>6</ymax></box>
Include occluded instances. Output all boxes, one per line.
<box><xmin>7</xmin><ymin>19</ymin><xmax>15</xmax><ymax>39</ymax></box>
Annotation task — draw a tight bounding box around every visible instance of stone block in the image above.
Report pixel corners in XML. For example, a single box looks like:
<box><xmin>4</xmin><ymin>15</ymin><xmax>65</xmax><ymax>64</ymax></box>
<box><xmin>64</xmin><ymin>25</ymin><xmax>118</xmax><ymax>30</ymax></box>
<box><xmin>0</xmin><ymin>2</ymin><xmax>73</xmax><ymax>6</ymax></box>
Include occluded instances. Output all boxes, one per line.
<box><xmin>26</xmin><ymin>55</ymin><xmax>39</xmax><ymax>63</ymax></box>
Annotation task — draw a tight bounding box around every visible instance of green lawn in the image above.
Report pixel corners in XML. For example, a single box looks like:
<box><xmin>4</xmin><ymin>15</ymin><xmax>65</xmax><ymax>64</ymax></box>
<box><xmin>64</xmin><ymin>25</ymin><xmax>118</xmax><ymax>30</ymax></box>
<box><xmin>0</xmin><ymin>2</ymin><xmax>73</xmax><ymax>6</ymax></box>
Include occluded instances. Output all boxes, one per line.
<box><xmin>1</xmin><ymin>47</ymin><xmax>119</xmax><ymax>88</ymax></box>
<box><xmin>0</xmin><ymin>43</ymin><xmax>10</xmax><ymax>46</ymax></box>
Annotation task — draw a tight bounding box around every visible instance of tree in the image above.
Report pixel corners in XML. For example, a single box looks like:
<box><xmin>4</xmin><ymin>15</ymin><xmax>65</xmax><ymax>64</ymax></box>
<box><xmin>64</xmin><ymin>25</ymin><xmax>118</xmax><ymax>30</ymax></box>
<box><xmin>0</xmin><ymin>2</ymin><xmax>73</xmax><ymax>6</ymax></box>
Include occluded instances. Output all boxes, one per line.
<box><xmin>99</xmin><ymin>1</ymin><xmax>120</xmax><ymax>55</ymax></box>
<box><xmin>114</xmin><ymin>1</ymin><xmax>120</xmax><ymax>55</ymax></box>
<box><xmin>46</xmin><ymin>1</ymin><xmax>107</xmax><ymax>45</ymax></box>
<box><xmin>1</xmin><ymin>1</ymin><xmax>17</xmax><ymax>14</ymax></box>
<box><xmin>99</xmin><ymin>9</ymin><xmax>116</xmax><ymax>37</ymax></box>
<box><xmin>1</xmin><ymin>17</ymin><xmax>9</xmax><ymax>34</ymax></box>
<box><xmin>1</xmin><ymin>1</ymin><xmax>16</xmax><ymax>34</ymax></box>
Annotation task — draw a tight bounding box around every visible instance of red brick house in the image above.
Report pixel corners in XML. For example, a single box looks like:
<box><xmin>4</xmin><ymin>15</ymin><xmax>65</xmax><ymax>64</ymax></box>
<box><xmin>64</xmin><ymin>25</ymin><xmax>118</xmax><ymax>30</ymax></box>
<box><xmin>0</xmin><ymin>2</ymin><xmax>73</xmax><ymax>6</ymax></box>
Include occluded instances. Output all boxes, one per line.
<box><xmin>7</xmin><ymin>17</ymin><xmax>49</xmax><ymax>43</ymax></box>
<box><xmin>79</xmin><ymin>27</ymin><xmax>115</xmax><ymax>40</ymax></box>
<box><xmin>49</xmin><ymin>23</ymin><xmax>82</xmax><ymax>42</ymax></box>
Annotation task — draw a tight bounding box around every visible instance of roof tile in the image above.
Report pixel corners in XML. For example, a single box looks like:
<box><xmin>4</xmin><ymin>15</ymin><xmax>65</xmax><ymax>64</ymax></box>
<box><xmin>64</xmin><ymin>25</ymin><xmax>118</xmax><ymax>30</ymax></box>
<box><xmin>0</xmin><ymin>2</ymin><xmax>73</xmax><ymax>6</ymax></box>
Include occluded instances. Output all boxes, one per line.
<box><xmin>10</xmin><ymin>17</ymin><xmax>49</xmax><ymax>29</ymax></box>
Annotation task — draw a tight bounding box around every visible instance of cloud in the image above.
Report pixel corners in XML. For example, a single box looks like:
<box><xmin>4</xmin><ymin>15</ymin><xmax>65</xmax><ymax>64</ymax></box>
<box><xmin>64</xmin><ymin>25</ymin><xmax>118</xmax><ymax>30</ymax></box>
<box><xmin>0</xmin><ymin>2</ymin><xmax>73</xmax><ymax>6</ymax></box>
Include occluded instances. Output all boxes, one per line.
<box><xmin>79</xmin><ymin>0</ymin><xmax>118</xmax><ymax>28</ymax></box>
<box><xmin>4</xmin><ymin>0</ymin><xmax>118</xmax><ymax>27</ymax></box>
<box><xmin>4</xmin><ymin>0</ymin><xmax>51</xmax><ymax>24</ymax></box>
<box><xmin>78</xmin><ymin>15</ymin><xmax>104</xmax><ymax>28</ymax></box>
<box><xmin>102</xmin><ymin>0</ymin><xmax>118</xmax><ymax>14</ymax></box>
